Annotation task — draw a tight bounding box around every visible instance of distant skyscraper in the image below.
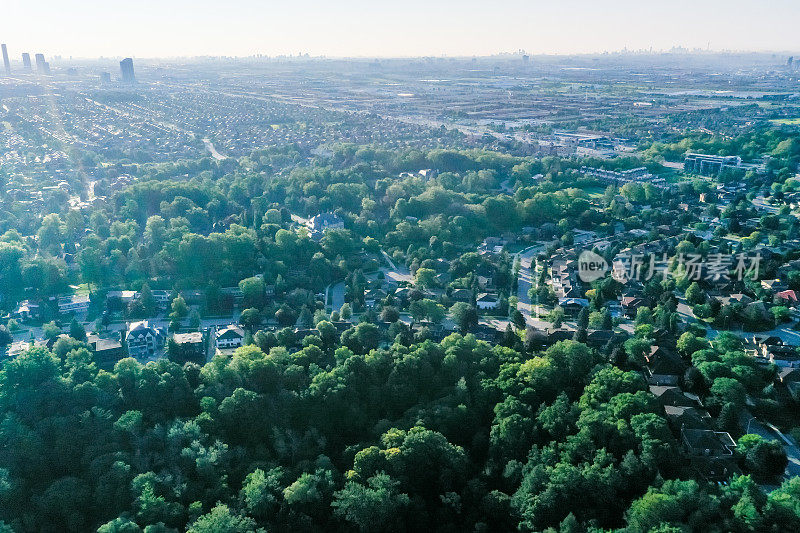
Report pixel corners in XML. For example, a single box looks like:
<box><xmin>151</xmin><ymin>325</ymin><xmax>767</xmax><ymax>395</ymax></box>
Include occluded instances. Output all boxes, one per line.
<box><xmin>22</xmin><ymin>53</ymin><xmax>32</xmax><ymax>70</ymax></box>
<box><xmin>34</xmin><ymin>53</ymin><xmax>50</xmax><ymax>75</ymax></box>
<box><xmin>1</xmin><ymin>44</ymin><xmax>10</xmax><ymax>75</ymax></box>
<box><xmin>100</xmin><ymin>72</ymin><xmax>111</xmax><ymax>84</ymax></box>
<box><xmin>120</xmin><ymin>57</ymin><xmax>135</xmax><ymax>83</ymax></box>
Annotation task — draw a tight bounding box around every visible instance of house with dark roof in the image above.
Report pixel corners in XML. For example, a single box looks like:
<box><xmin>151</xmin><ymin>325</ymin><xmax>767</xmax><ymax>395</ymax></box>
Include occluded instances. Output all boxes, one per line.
<box><xmin>476</xmin><ymin>293</ymin><xmax>500</xmax><ymax>310</ymax></box>
<box><xmin>215</xmin><ymin>325</ymin><xmax>245</xmax><ymax>350</ymax></box>
<box><xmin>778</xmin><ymin>367</ymin><xmax>800</xmax><ymax>401</ymax></box>
<box><xmin>663</xmin><ymin>406</ymin><xmax>713</xmax><ymax>433</ymax></box>
<box><xmin>172</xmin><ymin>332</ymin><xmax>206</xmax><ymax>362</ymax></box>
<box><xmin>681</xmin><ymin>428</ymin><xmax>737</xmax><ymax>458</ymax></box>
<box><xmin>752</xmin><ymin>335</ymin><xmax>800</xmax><ymax>367</ymax></box>
<box><xmin>585</xmin><ymin>329</ymin><xmax>614</xmax><ymax>348</ymax></box>
<box><xmin>308</xmin><ymin>213</ymin><xmax>344</xmax><ymax>240</ymax></box>
<box><xmin>87</xmin><ymin>334</ymin><xmax>124</xmax><ymax>366</ymax></box>
<box><xmin>558</xmin><ymin>297</ymin><xmax>589</xmax><ymax>317</ymax></box>
<box><xmin>644</xmin><ymin>346</ymin><xmax>686</xmax><ymax>386</ymax></box>
<box><xmin>649</xmin><ymin>385</ymin><xmax>697</xmax><ymax>408</ymax></box>
<box><xmin>126</xmin><ymin>321</ymin><xmax>163</xmax><ymax>358</ymax></box>
<box><xmin>449</xmin><ymin>288</ymin><xmax>472</xmax><ymax>303</ymax></box>
<box><xmin>620</xmin><ymin>295</ymin><xmax>649</xmax><ymax>319</ymax></box>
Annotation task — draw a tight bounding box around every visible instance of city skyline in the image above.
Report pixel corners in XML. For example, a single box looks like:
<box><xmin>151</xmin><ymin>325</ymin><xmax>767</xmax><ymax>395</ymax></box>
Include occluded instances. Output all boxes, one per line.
<box><xmin>2</xmin><ymin>0</ymin><xmax>800</xmax><ymax>59</ymax></box>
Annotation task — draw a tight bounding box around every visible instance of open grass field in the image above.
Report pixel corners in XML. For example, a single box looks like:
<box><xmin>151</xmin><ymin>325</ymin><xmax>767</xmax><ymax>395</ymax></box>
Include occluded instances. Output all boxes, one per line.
<box><xmin>771</xmin><ymin>118</ymin><xmax>800</xmax><ymax>126</ymax></box>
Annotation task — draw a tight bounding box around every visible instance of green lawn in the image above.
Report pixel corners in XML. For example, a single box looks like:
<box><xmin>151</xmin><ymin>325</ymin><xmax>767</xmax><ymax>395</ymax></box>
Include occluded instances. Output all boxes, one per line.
<box><xmin>576</xmin><ymin>184</ymin><xmax>606</xmax><ymax>198</ymax></box>
<box><xmin>771</xmin><ymin>118</ymin><xmax>800</xmax><ymax>126</ymax></box>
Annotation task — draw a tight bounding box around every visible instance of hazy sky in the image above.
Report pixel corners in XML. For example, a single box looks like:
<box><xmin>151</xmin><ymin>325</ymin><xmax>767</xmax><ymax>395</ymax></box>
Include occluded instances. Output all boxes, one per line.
<box><xmin>3</xmin><ymin>0</ymin><xmax>799</xmax><ymax>59</ymax></box>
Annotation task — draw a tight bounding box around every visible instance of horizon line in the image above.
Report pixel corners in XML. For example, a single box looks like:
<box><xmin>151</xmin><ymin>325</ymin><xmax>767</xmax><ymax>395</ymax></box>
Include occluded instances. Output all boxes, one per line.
<box><xmin>6</xmin><ymin>48</ymin><xmax>800</xmax><ymax>63</ymax></box>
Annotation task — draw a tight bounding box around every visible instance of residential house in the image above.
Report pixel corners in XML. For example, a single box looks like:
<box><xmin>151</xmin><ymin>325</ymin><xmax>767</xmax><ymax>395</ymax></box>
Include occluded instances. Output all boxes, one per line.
<box><xmin>450</xmin><ymin>288</ymin><xmax>472</xmax><ymax>303</ymax></box>
<box><xmin>58</xmin><ymin>294</ymin><xmax>90</xmax><ymax>315</ymax></box>
<box><xmin>650</xmin><ymin>385</ymin><xmax>697</xmax><ymax>408</ymax></box>
<box><xmin>172</xmin><ymin>332</ymin><xmax>206</xmax><ymax>361</ymax></box>
<box><xmin>778</xmin><ymin>367</ymin><xmax>800</xmax><ymax>401</ymax></box>
<box><xmin>126</xmin><ymin>321</ymin><xmax>162</xmax><ymax>358</ymax></box>
<box><xmin>681</xmin><ymin>428</ymin><xmax>737</xmax><ymax>458</ymax></box>
<box><xmin>13</xmin><ymin>300</ymin><xmax>40</xmax><ymax>321</ymax></box>
<box><xmin>215</xmin><ymin>325</ymin><xmax>245</xmax><ymax>350</ymax></box>
<box><xmin>663</xmin><ymin>406</ymin><xmax>714</xmax><ymax>433</ymax></box>
<box><xmin>3</xmin><ymin>341</ymin><xmax>31</xmax><ymax>358</ymax></box>
<box><xmin>308</xmin><ymin>213</ymin><xmax>344</xmax><ymax>240</ymax></box>
<box><xmin>106</xmin><ymin>290</ymin><xmax>138</xmax><ymax>306</ymax></box>
<box><xmin>761</xmin><ymin>279</ymin><xmax>788</xmax><ymax>293</ymax></box>
<box><xmin>620</xmin><ymin>295</ymin><xmax>649</xmax><ymax>319</ymax></box>
<box><xmin>752</xmin><ymin>335</ymin><xmax>800</xmax><ymax>367</ymax></box>
<box><xmin>87</xmin><ymin>334</ymin><xmax>124</xmax><ymax>366</ymax></box>
<box><xmin>585</xmin><ymin>329</ymin><xmax>614</xmax><ymax>348</ymax></box>
<box><xmin>150</xmin><ymin>290</ymin><xmax>172</xmax><ymax>308</ymax></box>
<box><xmin>775</xmin><ymin>290</ymin><xmax>798</xmax><ymax>306</ymax></box>
<box><xmin>476</xmin><ymin>293</ymin><xmax>500</xmax><ymax>310</ymax></box>
<box><xmin>645</xmin><ymin>346</ymin><xmax>686</xmax><ymax>386</ymax></box>
<box><xmin>364</xmin><ymin>289</ymin><xmax>387</xmax><ymax>308</ymax></box>
<box><xmin>558</xmin><ymin>297</ymin><xmax>589</xmax><ymax>318</ymax></box>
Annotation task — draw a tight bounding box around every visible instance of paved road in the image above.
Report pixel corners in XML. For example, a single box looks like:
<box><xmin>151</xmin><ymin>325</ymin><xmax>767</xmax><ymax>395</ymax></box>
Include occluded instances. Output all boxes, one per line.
<box><xmin>380</xmin><ymin>250</ymin><xmax>413</xmax><ymax>284</ymax></box>
<box><xmin>203</xmin><ymin>138</ymin><xmax>228</xmax><ymax>161</ymax></box>
<box><xmin>515</xmin><ymin>245</ymin><xmax>547</xmax><ymax>326</ymax></box>
<box><xmin>751</xmin><ymin>195</ymin><xmax>779</xmax><ymax>215</ymax></box>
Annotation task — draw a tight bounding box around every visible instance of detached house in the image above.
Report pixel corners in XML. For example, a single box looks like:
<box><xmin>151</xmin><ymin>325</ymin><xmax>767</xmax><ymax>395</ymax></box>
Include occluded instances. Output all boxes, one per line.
<box><xmin>126</xmin><ymin>321</ymin><xmax>163</xmax><ymax>358</ymax></box>
<box><xmin>476</xmin><ymin>293</ymin><xmax>500</xmax><ymax>310</ymax></box>
<box><xmin>87</xmin><ymin>334</ymin><xmax>124</xmax><ymax>366</ymax></box>
<box><xmin>172</xmin><ymin>332</ymin><xmax>206</xmax><ymax>362</ymax></box>
<box><xmin>215</xmin><ymin>325</ymin><xmax>245</xmax><ymax>350</ymax></box>
<box><xmin>308</xmin><ymin>213</ymin><xmax>344</xmax><ymax>240</ymax></box>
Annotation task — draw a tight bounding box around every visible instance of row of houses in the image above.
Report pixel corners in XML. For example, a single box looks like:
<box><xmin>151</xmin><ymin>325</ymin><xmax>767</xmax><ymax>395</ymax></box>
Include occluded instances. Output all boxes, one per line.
<box><xmin>13</xmin><ymin>285</ymin><xmax>252</xmax><ymax>323</ymax></box>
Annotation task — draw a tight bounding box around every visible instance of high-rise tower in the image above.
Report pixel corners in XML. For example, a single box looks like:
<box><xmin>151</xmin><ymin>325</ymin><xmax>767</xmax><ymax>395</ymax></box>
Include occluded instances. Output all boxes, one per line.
<box><xmin>35</xmin><ymin>53</ymin><xmax>50</xmax><ymax>75</ymax></box>
<box><xmin>1</xmin><ymin>44</ymin><xmax>10</xmax><ymax>75</ymax></box>
<box><xmin>120</xmin><ymin>57</ymin><xmax>135</xmax><ymax>83</ymax></box>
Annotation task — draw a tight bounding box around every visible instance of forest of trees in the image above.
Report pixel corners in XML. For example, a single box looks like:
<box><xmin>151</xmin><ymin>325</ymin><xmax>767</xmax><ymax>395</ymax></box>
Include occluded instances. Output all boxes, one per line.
<box><xmin>2</xmin><ymin>332</ymin><xmax>800</xmax><ymax>532</ymax></box>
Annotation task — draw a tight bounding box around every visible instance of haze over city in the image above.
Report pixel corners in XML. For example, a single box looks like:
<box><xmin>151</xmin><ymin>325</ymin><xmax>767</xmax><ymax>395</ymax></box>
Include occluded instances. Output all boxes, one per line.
<box><xmin>3</xmin><ymin>0</ymin><xmax>800</xmax><ymax>58</ymax></box>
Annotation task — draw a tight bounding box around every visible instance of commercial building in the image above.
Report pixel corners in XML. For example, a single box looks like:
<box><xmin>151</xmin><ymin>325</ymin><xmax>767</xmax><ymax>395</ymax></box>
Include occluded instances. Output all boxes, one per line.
<box><xmin>684</xmin><ymin>153</ymin><xmax>742</xmax><ymax>176</ymax></box>
<box><xmin>57</xmin><ymin>294</ymin><xmax>90</xmax><ymax>315</ymax></box>
<box><xmin>35</xmin><ymin>53</ymin><xmax>50</xmax><ymax>75</ymax></box>
<box><xmin>1</xmin><ymin>44</ymin><xmax>10</xmax><ymax>75</ymax></box>
<box><xmin>21</xmin><ymin>53</ymin><xmax>31</xmax><ymax>70</ymax></box>
<box><xmin>120</xmin><ymin>57</ymin><xmax>135</xmax><ymax>83</ymax></box>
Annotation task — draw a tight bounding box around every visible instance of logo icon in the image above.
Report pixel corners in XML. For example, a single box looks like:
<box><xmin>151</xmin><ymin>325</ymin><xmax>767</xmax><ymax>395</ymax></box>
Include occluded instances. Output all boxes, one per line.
<box><xmin>578</xmin><ymin>250</ymin><xmax>608</xmax><ymax>282</ymax></box>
